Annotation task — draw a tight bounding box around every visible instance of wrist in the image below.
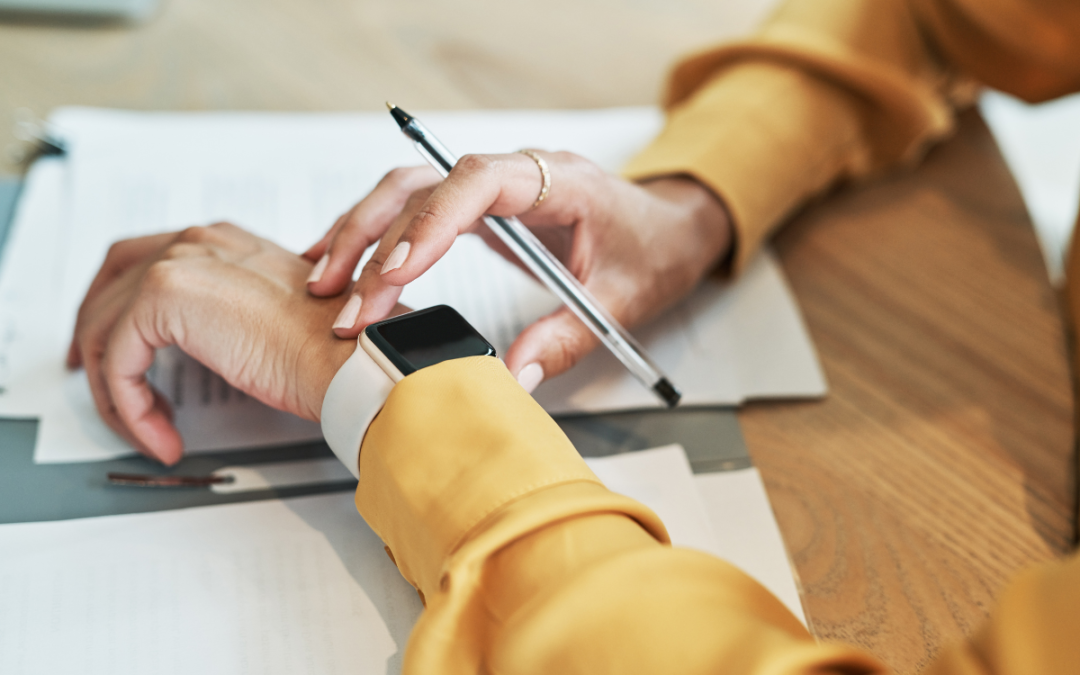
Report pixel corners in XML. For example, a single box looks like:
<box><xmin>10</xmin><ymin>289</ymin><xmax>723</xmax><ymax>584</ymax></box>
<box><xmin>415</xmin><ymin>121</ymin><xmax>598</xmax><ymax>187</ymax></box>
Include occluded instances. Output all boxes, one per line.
<box><xmin>640</xmin><ymin>175</ymin><xmax>734</xmax><ymax>267</ymax></box>
<box><xmin>299</xmin><ymin>330</ymin><xmax>357</xmax><ymax>422</ymax></box>
<box><xmin>299</xmin><ymin>301</ymin><xmax>412</xmax><ymax>422</ymax></box>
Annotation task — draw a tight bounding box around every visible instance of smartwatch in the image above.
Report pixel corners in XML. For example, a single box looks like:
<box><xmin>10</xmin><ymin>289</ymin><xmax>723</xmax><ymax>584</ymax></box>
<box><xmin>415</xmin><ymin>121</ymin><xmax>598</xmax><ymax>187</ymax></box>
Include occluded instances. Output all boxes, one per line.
<box><xmin>321</xmin><ymin>305</ymin><xmax>496</xmax><ymax>478</ymax></box>
<box><xmin>360</xmin><ymin>304</ymin><xmax>497</xmax><ymax>382</ymax></box>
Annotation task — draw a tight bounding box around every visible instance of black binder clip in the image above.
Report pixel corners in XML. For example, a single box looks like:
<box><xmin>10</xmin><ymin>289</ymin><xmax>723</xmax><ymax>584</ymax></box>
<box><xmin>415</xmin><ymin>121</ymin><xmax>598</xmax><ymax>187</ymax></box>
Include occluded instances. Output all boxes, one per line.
<box><xmin>9</xmin><ymin>108</ymin><xmax>67</xmax><ymax>165</ymax></box>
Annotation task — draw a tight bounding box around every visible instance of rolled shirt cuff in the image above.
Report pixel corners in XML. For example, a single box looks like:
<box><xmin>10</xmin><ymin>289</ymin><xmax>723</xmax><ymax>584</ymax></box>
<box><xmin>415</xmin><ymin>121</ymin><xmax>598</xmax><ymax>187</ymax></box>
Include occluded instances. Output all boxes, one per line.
<box><xmin>356</xmin><ymin>356</ymin><xmax>669</xmax><ymax>598</ymax></box>
<box><xmin>623</xmin><ymin>61</ymin><xmax>869</xmax><ymax>276</ymax></box>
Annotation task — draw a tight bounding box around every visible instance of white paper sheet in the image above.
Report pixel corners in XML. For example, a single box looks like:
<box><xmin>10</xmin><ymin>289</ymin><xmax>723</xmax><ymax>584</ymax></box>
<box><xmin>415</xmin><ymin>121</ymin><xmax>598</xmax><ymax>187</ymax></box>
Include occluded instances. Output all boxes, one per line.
<box><xmin>695</xmin><ymin>469</ymin><xmax>806</xmax><ymax>625</ymax></box>
<box><xmin>0</xmin><ymin>445</ymin><xmax>803</xmax><ymax>673</ymax></box>
<box><xmin>0</xmin><ymin>107</ymin><xmax>825</xmax><ymax>463</ymax></box>
<box><xmin>205</xmin><ymin>445</ymin><xmax>807</xmax><ymax>623</ymax></box>
<box><xmin>587</xmin><ymin>444</ymin><xmax>720</xmax><ymax>556</ymax></box>
<box><xmin>0</xmin><ymin>493</ymin><xmax>409</xmax><ymax>675</ymax></box>
<box><xmin>980</xmin><ymin>90</ymin><xmax>1080</xmax><ymax>283</ymax></box>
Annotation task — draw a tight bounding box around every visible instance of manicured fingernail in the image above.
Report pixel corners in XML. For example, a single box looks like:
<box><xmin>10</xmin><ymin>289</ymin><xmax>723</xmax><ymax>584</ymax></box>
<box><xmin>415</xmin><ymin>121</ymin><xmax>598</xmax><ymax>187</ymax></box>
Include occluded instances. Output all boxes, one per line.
<box><xmin>516</xmin><ymin>362</ymin><xmax>544</xmax><ymax>394</ymax></box>
<box><xmin>307</xmin><ymin>254</ymin><xmax>329</xmax><ymax>284</ymax></box>
<box><xmin>333</xmin><ymin>295</ymin><xmax>363</xmax><ymax>330</ymax></box>
<box><xmin>381</xmin><ymin>241</ymin><xmax>410</xmax><ymax>275</ymax></box>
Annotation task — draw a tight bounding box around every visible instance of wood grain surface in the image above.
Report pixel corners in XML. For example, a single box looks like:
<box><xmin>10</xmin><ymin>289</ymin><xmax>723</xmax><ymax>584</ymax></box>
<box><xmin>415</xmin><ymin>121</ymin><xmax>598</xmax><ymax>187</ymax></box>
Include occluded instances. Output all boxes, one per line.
<box><xmin>1</xmin><ymin>2</ymin><xmax>1076</xmax><ymax>673</ymax></box>
<box><xmin>0</xmin><ymin>0</ymin><xmax>775</xmax><ymax>176</ymax></box>
<box><xmin>744</xmin><ymin>108</ymin><xmax>1076</xmax><ymax>673</ymax></box>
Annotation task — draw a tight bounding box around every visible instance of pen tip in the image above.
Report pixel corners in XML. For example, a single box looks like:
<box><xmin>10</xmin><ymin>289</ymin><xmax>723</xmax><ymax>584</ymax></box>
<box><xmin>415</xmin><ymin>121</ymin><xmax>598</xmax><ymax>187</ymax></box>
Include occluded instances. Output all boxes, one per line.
<box><xmin>385</xmin><ymin>101</ymin><xmax>395</xmax><ymax>111</ymax></box>
<box><xmin>387</xmin><ymin>104</ymin><xmax>413</xmax><ymax>129</ymax></box>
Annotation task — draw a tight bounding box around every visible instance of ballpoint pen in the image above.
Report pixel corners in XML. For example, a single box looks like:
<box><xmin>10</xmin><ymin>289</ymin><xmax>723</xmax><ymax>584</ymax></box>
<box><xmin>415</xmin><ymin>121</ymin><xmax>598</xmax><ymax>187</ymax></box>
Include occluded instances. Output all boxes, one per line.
<box><xmin>387</xmin><ymin>103</ymin><xmax>682</xmax><ymax>407</ymax></box>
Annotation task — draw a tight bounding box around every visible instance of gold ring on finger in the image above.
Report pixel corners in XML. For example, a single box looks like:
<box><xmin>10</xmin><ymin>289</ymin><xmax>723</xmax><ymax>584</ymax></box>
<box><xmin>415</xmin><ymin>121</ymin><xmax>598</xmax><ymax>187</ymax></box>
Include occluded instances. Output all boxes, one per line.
<box><xmin>517</xmin><ymin>149</ymin><xmax>551</xmax><ymax>210</ymax></box>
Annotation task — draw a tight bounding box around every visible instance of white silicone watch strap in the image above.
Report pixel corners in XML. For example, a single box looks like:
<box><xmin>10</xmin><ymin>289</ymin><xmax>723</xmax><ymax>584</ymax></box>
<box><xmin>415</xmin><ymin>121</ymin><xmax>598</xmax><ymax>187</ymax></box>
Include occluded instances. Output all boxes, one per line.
<box><xmin>320</xmin><ymin>342</ymin><xmax>395</xmax><ymax>479</ymax></box>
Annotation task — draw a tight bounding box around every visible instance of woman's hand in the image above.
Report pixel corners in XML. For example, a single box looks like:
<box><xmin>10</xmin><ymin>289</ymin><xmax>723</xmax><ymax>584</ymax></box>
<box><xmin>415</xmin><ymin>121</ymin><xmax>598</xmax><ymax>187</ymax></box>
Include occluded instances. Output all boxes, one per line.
<box><xmin>68</xmin><ymin>223</ymin><xmax>360</xmax><ymax>465</ymax></box>
<box><xmin>304</xmin><ymin>152</ymin><xmax>732</xmax><ymax>391</ymax></box>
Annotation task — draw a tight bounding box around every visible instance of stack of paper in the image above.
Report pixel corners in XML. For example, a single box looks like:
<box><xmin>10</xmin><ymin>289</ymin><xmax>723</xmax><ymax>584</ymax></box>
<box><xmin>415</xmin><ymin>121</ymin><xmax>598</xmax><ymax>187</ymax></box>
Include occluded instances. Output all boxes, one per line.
<box><xmin>0</xmin><ymin>445</ymin><xmax>804</xmax><ymax>675</ymax></box>
<box><xmin>0</xmin><ymin>107</ymin><xmax>825</xmax><ymax>463</ymax></box>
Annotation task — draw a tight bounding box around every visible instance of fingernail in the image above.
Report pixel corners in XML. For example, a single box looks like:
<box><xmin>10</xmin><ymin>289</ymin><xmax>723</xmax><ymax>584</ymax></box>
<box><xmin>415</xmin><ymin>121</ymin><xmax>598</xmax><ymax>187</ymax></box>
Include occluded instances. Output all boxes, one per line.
<box><xmin>333</xmin><ymin>295</ymin><xmax>363</xmax><ymax>331</ymax></box>
<box><xmin>381</xmin><ymin>241</ymin><xmax>411</xmax><ymax>275</ymax></box>
<box><xmin>307</xmin><ymin>254</ymin><xmax>329</xmax><ymax>284</ymax></box>
<box><xmin>516</xmin><ymin>362</ymin><xmax>544</xmax><ymax>394</ymax></box>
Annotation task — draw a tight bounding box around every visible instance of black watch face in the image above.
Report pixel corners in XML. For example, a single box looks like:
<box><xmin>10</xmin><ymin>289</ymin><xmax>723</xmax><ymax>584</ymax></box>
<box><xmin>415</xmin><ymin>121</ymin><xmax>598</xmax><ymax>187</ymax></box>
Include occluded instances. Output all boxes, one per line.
<box><xmin>365</xmin><ymin>305</ymin><xmax>496</xmax><ymax>377</ymax></box>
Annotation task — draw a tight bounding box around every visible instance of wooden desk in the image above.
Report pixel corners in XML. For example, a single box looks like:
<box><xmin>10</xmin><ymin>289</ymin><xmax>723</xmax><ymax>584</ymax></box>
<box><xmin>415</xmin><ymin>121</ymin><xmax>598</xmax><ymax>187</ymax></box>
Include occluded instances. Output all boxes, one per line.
<box><xmin>1</xmin><ymin>2</ymin><xmax>1074</xmax><ymax>673</ymax></box>
<box><xmin>747</xmin><ymin>109</ymin><xmax>1075</xmax><ymax>673</ymax></box>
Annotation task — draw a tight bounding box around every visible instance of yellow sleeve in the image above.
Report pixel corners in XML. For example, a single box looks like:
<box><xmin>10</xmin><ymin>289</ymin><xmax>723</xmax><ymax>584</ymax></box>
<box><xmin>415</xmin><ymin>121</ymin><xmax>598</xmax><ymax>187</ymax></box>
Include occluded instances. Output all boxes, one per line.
<box><xmin>355</xmin><ymin>356</ymin><xmax>885</xmax><ymax>674</ymax></box>
<box><xmin>922</xmin><ymin>554</ymin><xmax>1080</xmax><ymax>675</ymax></box>
<box><xmin>355</xmin><ymin>356</ymin><xmax>1080</xmax><ymax>674</ymax></box>
<box><xmin>623</xmin><ymin>0</ymin><xmax>1080</xmax><ymax>274</ymax></box>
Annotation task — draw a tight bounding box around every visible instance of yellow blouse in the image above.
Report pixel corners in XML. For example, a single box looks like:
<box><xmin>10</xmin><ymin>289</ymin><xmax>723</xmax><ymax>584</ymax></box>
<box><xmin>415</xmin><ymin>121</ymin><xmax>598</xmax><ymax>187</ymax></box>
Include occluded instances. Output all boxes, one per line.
<box><xmin>356</xmin><ymin>1</ymin><xmax>1080</xmax><ymax>672</ymax></box>
<box><xmin>623</xmin><ymin>0</ymin><xmax>1080</xmax><ymax>275</ymax></box>
<box><xmin>358</xmin><ymin>357</ymin><xmax>1079</xmax><ymax>674</ymax></box>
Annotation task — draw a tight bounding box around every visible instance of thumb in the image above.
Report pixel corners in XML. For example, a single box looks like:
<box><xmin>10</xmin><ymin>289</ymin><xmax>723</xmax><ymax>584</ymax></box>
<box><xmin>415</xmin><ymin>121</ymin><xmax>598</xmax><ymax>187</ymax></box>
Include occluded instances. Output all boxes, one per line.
<box><xmin>103</xmin><ymin>300</ymin><xmax>185</xmax><ymax>466</ymax></box>
<box><xmin>503</xmin><ymin>306</ymin><xmax>601</xmax><ymax>393</ymax></box>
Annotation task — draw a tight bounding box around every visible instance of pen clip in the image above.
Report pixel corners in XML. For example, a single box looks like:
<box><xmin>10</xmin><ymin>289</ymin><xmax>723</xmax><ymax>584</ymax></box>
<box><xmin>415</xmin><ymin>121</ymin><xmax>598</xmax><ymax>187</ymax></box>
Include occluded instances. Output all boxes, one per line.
<box><xmin>107</xmin><ymin>472</ymin><xmax>236</xmax><ymax>488</ymax></box>
<box><xmin>9</xmin><ymin>108</ymin><xmax>67</xmax><ymax>165</ymax></box>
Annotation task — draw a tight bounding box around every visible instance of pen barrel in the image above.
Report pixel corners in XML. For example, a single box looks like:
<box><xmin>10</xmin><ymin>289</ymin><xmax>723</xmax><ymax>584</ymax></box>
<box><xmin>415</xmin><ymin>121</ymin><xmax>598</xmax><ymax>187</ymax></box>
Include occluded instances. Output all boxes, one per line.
<box><xmin>481</xmin><ymin>214</ymin><xmax>669</xmax><ymax>392</ymax></box>
<box><xmin>405</xmin><ymin>121</ymin><xmax>457</xmax><ymax>175</ymax></box>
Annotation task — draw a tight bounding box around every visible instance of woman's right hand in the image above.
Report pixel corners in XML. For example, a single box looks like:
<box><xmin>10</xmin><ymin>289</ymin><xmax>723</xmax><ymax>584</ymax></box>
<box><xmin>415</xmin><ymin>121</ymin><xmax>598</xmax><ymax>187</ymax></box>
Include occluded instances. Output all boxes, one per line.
<box><xmin>303</xmin><ymin>153</ymin><xmax>734</xmax><ymax>392</ymax></box>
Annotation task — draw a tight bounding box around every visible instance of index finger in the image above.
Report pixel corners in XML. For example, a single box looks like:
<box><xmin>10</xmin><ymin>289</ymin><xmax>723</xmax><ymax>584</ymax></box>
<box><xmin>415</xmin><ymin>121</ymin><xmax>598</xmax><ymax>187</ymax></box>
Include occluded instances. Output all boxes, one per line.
<box><xmin>375</xmin><ymin>151</ymin><xmax>568</xmax><ymax>287</ymax></box>
<box><xmin>375</xmin><ymin>151</ymin><xmax>598</xmax><ymax>290</ymax></box>
<box><xmin>385</xmin><ymin>151</ymin><xmax>606</xmax><ymax>283</ymax></box>
<box><xmin>304</xmin><ymin>166</ymin><xmax>440</xmax><ymax>297</ymax></box>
